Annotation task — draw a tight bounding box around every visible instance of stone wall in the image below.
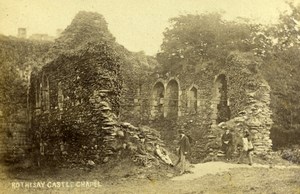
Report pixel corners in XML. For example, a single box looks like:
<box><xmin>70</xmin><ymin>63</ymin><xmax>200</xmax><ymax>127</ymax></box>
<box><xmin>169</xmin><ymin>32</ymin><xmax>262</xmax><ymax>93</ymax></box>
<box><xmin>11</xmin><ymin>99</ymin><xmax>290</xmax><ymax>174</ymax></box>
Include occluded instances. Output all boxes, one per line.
<box><xmin>124</xmin><ymin>52</ymin><xmax>273</xmax><ymax>161</ymax></box>
<box><xmin>28</xmin><ymin>42</ymin><xmax>171</xmax><ymax>166</ymax></box>
<box><xmin>0</xmin><ymin>103</ymin><xmax>32</xmax><ymax>162</ymax></box>
<box><xmin>29</xmin><ymin>42</ymin><xmax>122</xmax><ymax>165</ymax></box>
<box><xmin>121</xmin><ymin>63</ymin><xmax>217</xmax><ymax>161</ymax></box>
<box><xmin>0</xmin><ymin>111</ymin><xmax>30</xmax><ymax>160</ymax></box>
<box><xmin>0</xmin><ymin>35</ymin><xmax>52</xmax><ymax>160</ymax></box>
<box><xmin>223</xmin><ymin>53</ymin><xmax>273</xmax><ymax>155</ymax></box>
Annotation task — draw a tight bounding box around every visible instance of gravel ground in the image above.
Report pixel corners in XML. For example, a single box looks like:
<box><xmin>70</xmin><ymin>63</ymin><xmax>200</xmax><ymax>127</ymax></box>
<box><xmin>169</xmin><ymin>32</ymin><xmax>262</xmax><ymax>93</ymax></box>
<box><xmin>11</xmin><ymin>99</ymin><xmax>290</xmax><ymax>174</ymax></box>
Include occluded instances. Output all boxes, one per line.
<box><xmin>1</xmin><ymin>161</ymin><xmax>300</xmax><ymax>194</ymax></box>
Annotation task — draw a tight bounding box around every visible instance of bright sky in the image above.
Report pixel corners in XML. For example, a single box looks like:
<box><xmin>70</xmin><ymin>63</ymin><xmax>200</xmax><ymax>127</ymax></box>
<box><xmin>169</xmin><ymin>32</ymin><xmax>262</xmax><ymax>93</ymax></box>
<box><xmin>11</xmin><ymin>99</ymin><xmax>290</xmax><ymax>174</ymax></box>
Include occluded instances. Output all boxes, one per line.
<box><xmin>0</xmin><ymin>0</ymin><xmax>299</xmax><ymax>55</ymax></box>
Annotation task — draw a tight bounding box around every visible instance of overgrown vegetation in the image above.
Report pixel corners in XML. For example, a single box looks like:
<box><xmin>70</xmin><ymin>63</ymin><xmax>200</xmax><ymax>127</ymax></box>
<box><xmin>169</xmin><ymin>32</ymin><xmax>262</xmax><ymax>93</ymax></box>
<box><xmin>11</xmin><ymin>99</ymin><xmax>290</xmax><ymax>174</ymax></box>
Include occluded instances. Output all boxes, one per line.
<box><xmin>156</xmin><ymin>13</ymin><xmax>260</xmax><ymax>72</ymax></box>
<box><xmin>25</xmin><ymin>11</ymin><xmax>168</xmax><ymax>168</ymax></box>
<box><xmin>156</xmin><ymin>2</ymin><xmax>300</xmax><ymax>149</ymax></box>
<box><xmin>0</xmin><ymin>35</ymin><xmax>51</xmax><ymax>117</ymax></box>
<box><xmin>1</xmin><ymin>3</ymin><xmax>300</xmax><ymax>164</ymax></box>
<box><xmin>281</xmin><ymin>145</ymin><xmax>300</xmax><ymax>164</ymax></box>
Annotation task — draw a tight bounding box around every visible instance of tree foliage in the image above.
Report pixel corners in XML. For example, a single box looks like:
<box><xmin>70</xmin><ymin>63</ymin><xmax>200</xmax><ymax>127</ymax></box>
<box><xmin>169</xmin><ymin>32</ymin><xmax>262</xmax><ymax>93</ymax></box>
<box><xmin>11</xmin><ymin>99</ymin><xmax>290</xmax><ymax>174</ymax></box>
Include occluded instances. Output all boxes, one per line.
<box><xmin>260</xmin><ymin>3</ymin><xmax>300</xmax><ymax>147</ymax></box>
<box><xmin>275</xmin><ymin>2</ymin><xmax>300</xmax><ymax>51</ymax></box>
<box><xmin>157</xmin><ymin>13</ymin><xmax>260</xmax><ymax>71</ymax></box>
<box><xmin>157</xmin><ymin>4</ymin><xmax>300</xmax><ymax>148</ymax></box>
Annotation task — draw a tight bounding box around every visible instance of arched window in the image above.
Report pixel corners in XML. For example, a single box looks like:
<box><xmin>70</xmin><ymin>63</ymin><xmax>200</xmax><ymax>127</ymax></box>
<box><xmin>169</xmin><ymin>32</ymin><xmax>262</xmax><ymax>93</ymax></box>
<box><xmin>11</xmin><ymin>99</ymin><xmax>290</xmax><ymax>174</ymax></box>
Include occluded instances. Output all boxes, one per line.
<box><xmin>215</xmin><ymin>74</ymin><xmax>230</xmax><ymax>123</ymax></box>
<box><xmin>42</xmin><ymin>75</ymin><xmax>50</xmax><ymax>111</ymax></box>
<box><xmin>188</xmin><ymin>86</ymin><xmax>197</xmax><ymax>113</ymax></box>
<box><xmin>151</xmin><ymin>82</ymin><xmax>165</xmax><ymax>117</ymax></box>
<box><xmin>57</xmin><ymin>81</ymin><xmax>64</xmax><ymax>111</ymax></box>
<box><xmin>35</xmin><ymin>80</ymin><xmax>40</xmax><ymax>109</ymax></box>
<box><xmin>165</xmin><ymin>79</ymin><xmax>179</xmax><ymax>117</ymax></box>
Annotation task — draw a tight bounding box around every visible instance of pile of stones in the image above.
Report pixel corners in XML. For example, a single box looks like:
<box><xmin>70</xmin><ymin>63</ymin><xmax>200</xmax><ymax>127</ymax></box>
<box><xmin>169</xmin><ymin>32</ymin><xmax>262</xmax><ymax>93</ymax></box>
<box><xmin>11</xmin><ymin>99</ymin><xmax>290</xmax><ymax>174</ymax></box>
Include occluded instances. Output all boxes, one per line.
<box><xmin>98</xmin><ymin>101</ymin><xmax>172</xmax><ymax>167</ymax></box>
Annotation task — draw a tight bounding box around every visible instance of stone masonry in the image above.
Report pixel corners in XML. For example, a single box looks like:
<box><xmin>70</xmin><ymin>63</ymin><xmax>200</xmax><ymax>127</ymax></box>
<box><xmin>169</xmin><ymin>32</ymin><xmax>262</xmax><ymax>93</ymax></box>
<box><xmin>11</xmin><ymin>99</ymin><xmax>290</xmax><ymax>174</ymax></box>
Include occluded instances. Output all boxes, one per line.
<box><xmin>125</xmin><ymin>52</ymin><xmax>273</xmax><ymax>161</ymax></box>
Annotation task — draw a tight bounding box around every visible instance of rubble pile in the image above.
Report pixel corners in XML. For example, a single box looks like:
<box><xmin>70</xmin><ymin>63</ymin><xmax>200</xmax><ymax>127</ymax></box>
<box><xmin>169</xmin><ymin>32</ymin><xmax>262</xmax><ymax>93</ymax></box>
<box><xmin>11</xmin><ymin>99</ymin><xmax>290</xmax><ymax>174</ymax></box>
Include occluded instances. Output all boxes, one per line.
<box><xmin>98</xmin><ymin>101</ymin><xmax>173</xmax><ymax>167</ymax></box>
<box><xmin>37</xmin><ymin>98</ymin><xmax>173</xmax><ymax>168</ymax></box>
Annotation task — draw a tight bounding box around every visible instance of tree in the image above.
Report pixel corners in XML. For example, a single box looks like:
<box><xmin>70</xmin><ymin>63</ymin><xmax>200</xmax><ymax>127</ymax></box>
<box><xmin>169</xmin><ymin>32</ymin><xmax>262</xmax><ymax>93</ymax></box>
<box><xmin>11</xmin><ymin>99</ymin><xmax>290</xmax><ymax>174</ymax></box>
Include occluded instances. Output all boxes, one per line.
<box><xmin>157</xmin><ymin>13</ymin><xmax>256</xmax><ymax>71</ymax></box>
<box><xmin>259</xmin><ymin>2</ymin><xmax>300</xmax><ymax>147</ymax></box>
<box><xmin>157</xmin><ymin>5</ymin><xmax>300</xmax><ymax>148</ymax></box>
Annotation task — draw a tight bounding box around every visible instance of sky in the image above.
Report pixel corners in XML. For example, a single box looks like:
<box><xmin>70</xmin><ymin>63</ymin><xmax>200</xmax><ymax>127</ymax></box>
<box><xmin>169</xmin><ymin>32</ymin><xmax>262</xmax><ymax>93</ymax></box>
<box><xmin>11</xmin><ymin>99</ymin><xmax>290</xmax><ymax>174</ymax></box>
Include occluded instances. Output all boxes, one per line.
<box><xmin>0</xmin><ymin>0</ymin><xmax>299</xmax><ymax>55</ymax></box>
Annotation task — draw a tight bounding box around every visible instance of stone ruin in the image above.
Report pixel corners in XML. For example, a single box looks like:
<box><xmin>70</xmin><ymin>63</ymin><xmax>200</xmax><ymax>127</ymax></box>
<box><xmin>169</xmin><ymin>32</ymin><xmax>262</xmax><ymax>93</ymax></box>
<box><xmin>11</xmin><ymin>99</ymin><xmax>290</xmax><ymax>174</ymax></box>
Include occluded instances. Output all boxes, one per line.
<box><xmin>24</xmin><ymin>11</ymin><xmax>174</xmax><ymax>167</ymax></box>
<box><xmin>98</xmin><ymin>101</ymin><xmax>172</xmax><ymax>167</ymax></box>
<box><xmin>125</xmin><ymin>52</ymin><xmax>274</xmax><ymax>161</ymax></box>
<box><xmin>0</xmin><ymin>11</ymin><xmax>275</xmax><ymax>165</ymax></box>
<box><xmin>207</xmin><ymin>79</ymin><xmax>273</xmax><ymax>157</ymax></box>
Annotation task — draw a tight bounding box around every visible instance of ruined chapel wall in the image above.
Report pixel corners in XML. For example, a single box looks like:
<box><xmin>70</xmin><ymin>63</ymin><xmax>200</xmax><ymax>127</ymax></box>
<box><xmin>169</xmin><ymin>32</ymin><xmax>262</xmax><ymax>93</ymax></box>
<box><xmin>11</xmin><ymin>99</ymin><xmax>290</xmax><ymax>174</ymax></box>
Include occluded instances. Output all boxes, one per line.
<box><xmin>207</xmin><ymin>53</ymin><xmax>273</xmax><ymax>156</ymax></box>
<box><xmin>132</xmin><ymin>68</ymin><xmax>218</xmax><ymax>161</ymax></box>
<box><xmin>0</xmin><ymin>110</ymin><xmax>30</xmax><ymax>160</ymax></box>
<box><xmin>29</xmin><ymin>48</ymin><xmax>122</xmax><ymax>164</ymax></box>
<box><xmin>0</xmin><ymin>36</ymin><xmax>52</xmax><ymax>160</ymax></box>
<box><xmin>227</xmin><ymin>54</ymin><xmax>272</xmax><ymax>153</ymax></box>
<box><xmin>134</xmin><ymin>53</ymin><xmax>273</xmax><ymax>161</ymax></box>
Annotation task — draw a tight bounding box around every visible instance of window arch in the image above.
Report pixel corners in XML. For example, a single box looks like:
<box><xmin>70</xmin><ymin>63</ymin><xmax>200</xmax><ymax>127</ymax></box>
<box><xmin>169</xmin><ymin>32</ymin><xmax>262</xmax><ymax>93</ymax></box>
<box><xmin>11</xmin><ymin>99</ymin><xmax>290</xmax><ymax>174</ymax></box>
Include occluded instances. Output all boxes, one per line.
<box><xmin>42</xmin><ymin>75</ymin><xmax>50</xmax><ymax>111</ymax></box>
<box><xmin>165</xmin><ymin>79</ymin><xmax>179</xmax><ymax>117</ymax></box>
<box><xmin>151</xmin><ymin>81</ymin><xmax>165</xmax><ymax>117</ymax></box>
<box><xmin>215</xmin><ymin>74</ymin><xmax>230</xmax><ymax>123</ymax></box>
<box><xmin>35</xmin><ymin>79</ymin><xmax>41</xmax><ymax>109</ymax></box>
<box><xmin>57</xmin><ymin>81</ymin><xmax>64</xmax><ymax>111</ymax></box>
<box><xmin>188</xmin><ymin>86</ymin><xmax>197</xmax><ymax>113</ymax></box>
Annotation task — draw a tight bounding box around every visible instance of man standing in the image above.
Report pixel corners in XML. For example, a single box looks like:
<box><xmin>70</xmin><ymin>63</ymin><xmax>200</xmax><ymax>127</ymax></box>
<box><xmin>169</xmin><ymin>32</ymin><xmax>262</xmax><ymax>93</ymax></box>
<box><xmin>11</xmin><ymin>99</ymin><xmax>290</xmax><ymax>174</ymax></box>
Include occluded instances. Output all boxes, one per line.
<box><xmin>221</xmin><ymin>127</ymin><xmax>233</xmax><ymax>160</ymax></box>
<box><xmin>175</xmin><ymin>129</ymin><xmax>191</xmax><ymax>174</ymax></box>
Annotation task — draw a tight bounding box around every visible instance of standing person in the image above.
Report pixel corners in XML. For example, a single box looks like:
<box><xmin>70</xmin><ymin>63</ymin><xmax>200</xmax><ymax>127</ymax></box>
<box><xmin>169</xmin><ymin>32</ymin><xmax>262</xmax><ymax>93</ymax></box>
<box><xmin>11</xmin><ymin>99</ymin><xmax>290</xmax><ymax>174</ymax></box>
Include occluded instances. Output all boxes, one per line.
<box><xmin>175</xmin><ymin>129</ymin><xmax>191</xmax><ymax>174</ymax></box>
<box><xmin>237</xmin><ymin>130</ymin><xmax>254</xmax><ymax>165</ymax></box>
<box><xmin>221</xmin><ymin>127</ymin><xmax>233</xmax><ymax>160</ymax></box>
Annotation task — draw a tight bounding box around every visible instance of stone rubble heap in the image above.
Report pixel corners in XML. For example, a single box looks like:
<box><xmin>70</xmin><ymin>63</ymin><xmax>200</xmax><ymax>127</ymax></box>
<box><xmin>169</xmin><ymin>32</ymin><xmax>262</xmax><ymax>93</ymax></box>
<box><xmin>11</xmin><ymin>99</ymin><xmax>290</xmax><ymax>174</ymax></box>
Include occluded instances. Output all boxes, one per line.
<box><xmin>98</xmin><ymin>101</ymin><xmax>172</xmax><ymax>167</ymax></box>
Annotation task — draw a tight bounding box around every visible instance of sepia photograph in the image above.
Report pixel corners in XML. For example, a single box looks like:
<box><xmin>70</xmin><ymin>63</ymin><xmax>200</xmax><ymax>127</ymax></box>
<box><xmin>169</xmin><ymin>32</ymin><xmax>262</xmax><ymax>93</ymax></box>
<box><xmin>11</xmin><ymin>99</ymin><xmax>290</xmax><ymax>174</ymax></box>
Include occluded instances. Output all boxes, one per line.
<box><xmin>0</xmin><ymin>0</ymin><xmax>300</xmax><ymax>193</ymax></box>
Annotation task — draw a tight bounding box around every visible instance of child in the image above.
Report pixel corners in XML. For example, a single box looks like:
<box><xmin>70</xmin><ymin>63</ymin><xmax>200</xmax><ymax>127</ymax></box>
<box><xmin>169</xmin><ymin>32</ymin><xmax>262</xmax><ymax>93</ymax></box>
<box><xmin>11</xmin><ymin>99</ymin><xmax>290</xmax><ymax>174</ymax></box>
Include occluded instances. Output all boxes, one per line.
<box><xmin>237</xmin><ymin>130</ymin><xmax>254</xmax><ymax>165</ymax></box>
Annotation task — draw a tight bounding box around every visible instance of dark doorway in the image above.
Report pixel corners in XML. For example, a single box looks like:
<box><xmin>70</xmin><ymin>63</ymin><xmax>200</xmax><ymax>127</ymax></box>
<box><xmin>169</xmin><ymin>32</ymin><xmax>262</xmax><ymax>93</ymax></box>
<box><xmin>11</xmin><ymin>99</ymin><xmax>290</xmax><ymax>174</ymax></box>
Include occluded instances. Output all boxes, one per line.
<box><xmin>152</xmin><ymin>82</ymin><xmax>165</xmax><ymax>117</ymax></box>
<box><xmin>215</xmin><ymin>74</ymin><xmax>230</xmax><ymax>123</ymax></box>
<box><xmin>165</xmin><ymin>80</ymin><xmax>179</xmax><ymax>117</ymax></box>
